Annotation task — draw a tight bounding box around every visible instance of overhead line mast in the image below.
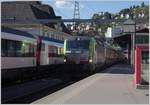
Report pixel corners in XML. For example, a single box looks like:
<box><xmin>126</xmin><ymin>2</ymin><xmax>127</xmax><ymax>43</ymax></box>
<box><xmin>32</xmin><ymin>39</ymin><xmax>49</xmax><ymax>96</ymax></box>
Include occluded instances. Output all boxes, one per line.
<box><xmin>73</xmin><ymin>1</ymin><xmax>80</xmax><ymax>20</ymax></box>
<box><xmin>73</xmin><ymin>1</ymin><xmax>80</xmax><ymax>31</ymax></box>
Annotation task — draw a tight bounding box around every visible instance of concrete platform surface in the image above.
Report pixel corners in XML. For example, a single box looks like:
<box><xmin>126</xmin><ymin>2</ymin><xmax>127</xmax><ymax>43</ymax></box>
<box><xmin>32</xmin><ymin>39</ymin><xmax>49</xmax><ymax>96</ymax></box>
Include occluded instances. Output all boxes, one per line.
<box><xmin>32</xmin><ymin>64</ymin><xmax>149</xmax><ymax>104</ymax></box>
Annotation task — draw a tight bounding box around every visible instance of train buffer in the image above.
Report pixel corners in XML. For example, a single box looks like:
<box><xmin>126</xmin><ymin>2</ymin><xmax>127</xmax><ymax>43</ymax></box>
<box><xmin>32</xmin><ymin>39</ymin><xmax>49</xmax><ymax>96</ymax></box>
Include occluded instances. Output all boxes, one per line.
<box><xmin>1</xmin><ymin>78</ymin><xmax>62</xmax><ymax>103</ymax></box>
<box><xmin>32</xmin><ymin>64</ymin><xmax>149</xmax><ymax>104</ymax></box>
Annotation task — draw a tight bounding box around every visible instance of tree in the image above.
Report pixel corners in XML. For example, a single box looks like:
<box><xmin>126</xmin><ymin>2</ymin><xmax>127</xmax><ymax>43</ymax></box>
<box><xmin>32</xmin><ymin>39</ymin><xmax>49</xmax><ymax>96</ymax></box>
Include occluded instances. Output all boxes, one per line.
<box><xmin>141</xmin><ymin>2</ymin><xmax>145</xmax><ymax>7</ymax></box>
<box><xmin>144</xmin><ymin>6</ymin><xmax>149</xmax><ymax>20</ymax></box>
<box><xmin>136</xmin><ymin>5</ymin><xmax>140</xmax><ymax>8</ymax></box>
<box><xmin>104</xmin><ymin>12</ymin><xmax>112</xmax><ymax>19</ymax></box>
<box><xmin>119</xmin><ymin>8</ymin><xmax>130</xmax><ymax>15</ymax></box>
<box><xmin>92</xmin><ymin>13</ymin><xmax>100</xmax><ymax>20</ymax></box>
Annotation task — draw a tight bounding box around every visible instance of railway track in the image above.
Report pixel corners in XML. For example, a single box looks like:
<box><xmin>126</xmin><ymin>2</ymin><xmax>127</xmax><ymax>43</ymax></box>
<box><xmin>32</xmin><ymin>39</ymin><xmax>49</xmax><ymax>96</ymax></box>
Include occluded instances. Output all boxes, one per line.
<box><xmin>2</xmin><ymin>64</ymin><xmax>65</xmax><ymax>88</ymax></box>
<box><xmin>2</xmin><ymin>78</ymin><xmax>76</xmax><ymax>104</ymax></box>
<box><xmin>2</xmin><ymin>63</ymin><xmax>119</xmax><ymax>104</ymax></box>
<box><xmin>1</xmin><ymin>64</ymin><xmax>85</xmax><ymax>104</ymax></box>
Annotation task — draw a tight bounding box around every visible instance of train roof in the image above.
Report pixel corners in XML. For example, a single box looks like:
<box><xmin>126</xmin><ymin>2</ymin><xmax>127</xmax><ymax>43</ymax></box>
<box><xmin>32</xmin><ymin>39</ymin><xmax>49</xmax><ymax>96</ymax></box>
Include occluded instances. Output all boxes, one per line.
<box><xmin>2</xmin><ymin>27</ymin><xmax>64</xmax><ymax>47</ymax></box>
<box><xmin>1</xmin><ymin>27</ymin><xmax>35</xmax><ymax>38</ymax></box>
<box><xmin>66</xmin><ymin>36</ymin><xmax>94</xmax><ymax>41</ymax></box>
<box><xmin>41</xmin><ymin>36</ymin><xmax>64</xmax><ymax>47</ymax></box>
<box><xmin>41</xmin><ymin>36</ymin><xmax>64</xmax><ymax>44</ymax></box>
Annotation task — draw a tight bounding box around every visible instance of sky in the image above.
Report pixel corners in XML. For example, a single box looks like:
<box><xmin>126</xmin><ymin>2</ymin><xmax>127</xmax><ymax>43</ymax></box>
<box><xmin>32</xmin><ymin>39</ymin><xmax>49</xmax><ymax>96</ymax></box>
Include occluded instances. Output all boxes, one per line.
<box><xmin>43</xmin><ymin>0</ymin><xmax>149</xmax><ymax>19</ymax></box>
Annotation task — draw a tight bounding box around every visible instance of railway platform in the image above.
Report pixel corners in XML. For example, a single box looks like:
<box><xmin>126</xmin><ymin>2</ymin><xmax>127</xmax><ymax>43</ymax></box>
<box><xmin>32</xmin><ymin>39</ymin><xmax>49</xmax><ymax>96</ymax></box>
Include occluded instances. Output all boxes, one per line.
<box><xmin>32</xmin><ymin>64</ymin><xmax>149</xmax><ymax>104</ymax></box>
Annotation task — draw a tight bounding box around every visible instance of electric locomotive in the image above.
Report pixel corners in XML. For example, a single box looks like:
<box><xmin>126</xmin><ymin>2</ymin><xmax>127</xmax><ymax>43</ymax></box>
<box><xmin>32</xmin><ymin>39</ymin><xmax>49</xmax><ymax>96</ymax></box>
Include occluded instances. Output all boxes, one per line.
<box><xmin>63</xmin><ymin>36</ymin><xmax>125</xmax><ymax>75</ymax></box>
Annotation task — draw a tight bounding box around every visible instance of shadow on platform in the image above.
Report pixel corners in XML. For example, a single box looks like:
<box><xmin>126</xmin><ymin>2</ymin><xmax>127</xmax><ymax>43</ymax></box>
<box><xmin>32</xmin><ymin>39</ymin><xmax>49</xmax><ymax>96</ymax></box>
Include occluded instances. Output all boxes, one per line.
<box><xmin>99</xmin><ymin>64</ymin><xmax>134</xmax><ymax>74</ymax></box>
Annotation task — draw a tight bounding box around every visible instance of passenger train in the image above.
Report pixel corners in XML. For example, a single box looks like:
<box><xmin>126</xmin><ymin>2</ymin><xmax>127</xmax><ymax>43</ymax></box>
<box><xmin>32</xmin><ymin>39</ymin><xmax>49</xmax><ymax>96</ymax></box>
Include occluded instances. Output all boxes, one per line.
<box><xmin>1</xmin><ymin>27</ymin><xmax>125</xmax><ymax>81</ymax></box>
<box><xmin>63</xmin><ymin>36</ymin><xmax>125</xmax><ymax>75</ymax></box>
<box><xmin>1</xmin><ymin>27</ymin><xmax>64</xmax><ymax>81</ymax></box>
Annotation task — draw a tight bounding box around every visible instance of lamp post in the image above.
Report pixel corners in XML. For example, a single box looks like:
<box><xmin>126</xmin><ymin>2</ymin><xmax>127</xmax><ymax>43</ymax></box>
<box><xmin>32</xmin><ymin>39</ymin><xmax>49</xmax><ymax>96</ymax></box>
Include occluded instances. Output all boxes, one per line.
<box><xmin>123</xmin><ymin>19</ymin><xmax>136</xmax><ymax>66</ymax></box>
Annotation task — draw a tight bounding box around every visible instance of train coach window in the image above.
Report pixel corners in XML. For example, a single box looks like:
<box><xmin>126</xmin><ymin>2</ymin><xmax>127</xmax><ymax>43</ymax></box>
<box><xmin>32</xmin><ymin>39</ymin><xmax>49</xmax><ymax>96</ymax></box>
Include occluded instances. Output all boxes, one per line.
<box><xmin>48</xmin><ymin>45</ymin><xmax>58</xmax><ymax>57</ymax></box>
<box><xmin>16</xmin><ymin>41</ymin><xmax>22</xmax><ymax>57</ymax></box>
<box><xmin>7</xmin><ymin>40</ymin><xmax>16</xmax><ymax>57</ymax></box>
<box><xmin>2</xmin><ymin>39</ymin><xmax>8</xmax><ymax>57</ymax></box>
<box><xmin>2</xmin><ymin>39</ymin><xmax>35</xmax><ymax>57</ymax></box>
<box><xmin>21</xmin><ymin>42</ymin><xmax>35</xmax><ymax>57</ymax></box>
<box><xmin>21</xmin><ymin>42</ymin><xmax>29</xmax><ymax>56</ymax></box>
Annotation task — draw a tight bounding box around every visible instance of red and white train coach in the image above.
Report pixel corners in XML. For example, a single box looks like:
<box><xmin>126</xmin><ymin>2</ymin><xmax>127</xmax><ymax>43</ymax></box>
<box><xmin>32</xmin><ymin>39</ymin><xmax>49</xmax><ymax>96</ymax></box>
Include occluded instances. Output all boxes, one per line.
<box><xmin>1</xmin><ymin>27</ymin><xmax>64</xmax><ymax>80</ymax></box>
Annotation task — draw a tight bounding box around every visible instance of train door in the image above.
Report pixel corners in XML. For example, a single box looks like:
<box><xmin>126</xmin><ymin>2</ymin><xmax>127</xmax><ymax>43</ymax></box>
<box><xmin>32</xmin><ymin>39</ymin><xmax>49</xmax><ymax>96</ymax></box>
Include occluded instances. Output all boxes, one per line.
<box><xmin>41</xmin><ymin>43</ymin><xmax>49</xmax><ymax>65</ymax></box>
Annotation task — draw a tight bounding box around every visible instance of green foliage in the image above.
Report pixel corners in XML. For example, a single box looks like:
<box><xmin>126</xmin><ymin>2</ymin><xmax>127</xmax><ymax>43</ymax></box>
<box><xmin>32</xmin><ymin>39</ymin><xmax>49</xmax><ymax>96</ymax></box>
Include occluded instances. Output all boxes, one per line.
<box><xmin>92</xmin><ymin>2</ymin><xmax>149</xmax><ymax>20</ymax></box>
<box><xmin>119</xmin><ymin>8</ymin><xmax>130</xmax><ymax>15</ymax></box>
<box><xmin>91</xmin><ymin>2</ymin><xmax>149</xmax><ymax>34</ymax></box>
<box><xmin>92</xmin><ymin>13</ymin><xmax>99</xmax><ymax>20</ymax></box>
<box><xmin>141</xmin><ymin>2</ymin><xmax>145</xmax><ymax>7</ymax></box>
<box><xmin>104</xmin><ymin>12</ymin><xmax>112</xmax><ymax>19</ymax></box>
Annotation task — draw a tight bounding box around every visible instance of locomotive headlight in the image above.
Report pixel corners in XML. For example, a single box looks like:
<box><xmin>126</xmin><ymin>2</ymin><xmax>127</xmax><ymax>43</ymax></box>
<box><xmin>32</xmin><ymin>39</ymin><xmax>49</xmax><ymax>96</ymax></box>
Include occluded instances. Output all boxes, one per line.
<box><xmin>64</xmin><ymin>59</ymin><xmax>66</xmax><ymax>62</ymax></box>
<box><xmin>89</xmin><ymin>59</ymin><xmax>93</xmax><ymax>63</ymax></box>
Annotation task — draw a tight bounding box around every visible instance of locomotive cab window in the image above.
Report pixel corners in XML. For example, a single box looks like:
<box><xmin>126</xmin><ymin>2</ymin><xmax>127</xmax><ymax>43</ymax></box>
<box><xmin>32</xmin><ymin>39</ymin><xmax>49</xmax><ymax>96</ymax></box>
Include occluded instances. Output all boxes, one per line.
<box><xmin>66</xmin><ymin>40</ymin><xmax>90</xmax><ymax>50</ymax></box>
